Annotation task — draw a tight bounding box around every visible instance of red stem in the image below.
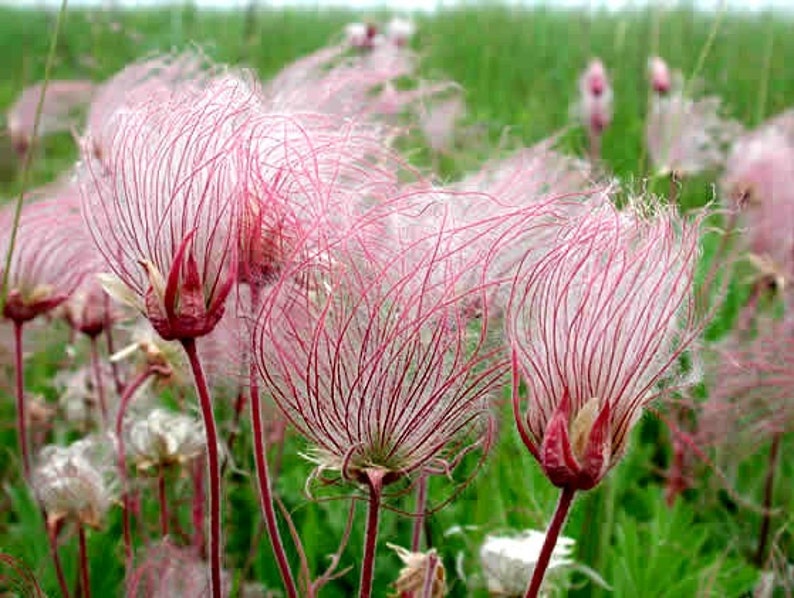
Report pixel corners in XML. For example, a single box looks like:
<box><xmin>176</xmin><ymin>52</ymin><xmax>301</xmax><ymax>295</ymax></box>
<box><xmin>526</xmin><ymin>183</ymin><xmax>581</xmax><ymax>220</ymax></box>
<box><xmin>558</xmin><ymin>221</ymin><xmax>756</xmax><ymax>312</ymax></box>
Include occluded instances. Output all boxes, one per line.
<box><xmin>182</xmin><ymin>338</ymin><xmax>223</xmax><ymax>598</ymax></box>
<box><xmin>115</xmin><ymin>368</ymin><xmax>156</xmax><ymax>564</ymax></box>
<box><xmin>754</xmin><ymin>432</ymin><xmax>781</xmax><ymax>567</ymax></box>
<box><xmin>192</xmin><ymin>456</ymin><xmax>206</xmax><ymax>557</ymax></box>
<box><xmin>359</xmin><ymin>470</ymin><xmax>385</xmax><ymax>598</ymax></box>
<box><xmin>13</xmin><ymin>320</ymin><xmax>30</xmax><ymax>478</ymax></box>
<box><xmin>47</xmin><ymin>522</ymin><xmax>71</xmax><ymax>598</ymax></box>
<box><xmin>249</xmin><ymin>285</ymin><xmax>298</xmax><ymax>598</ymax></box>
<box><xmin>89</xmin><ymin>337</ymin><xmax>108</xmax><ymax>427</ymax></box>
<box><xmin>524</xmin><ymin>486</ymin><xmax>576</xmax><ymax>598</ymax></box>
<box><xmin>158</xmin><ymin>465</ymin><xmax>169</xmax><ymax>537</ymax></box>
<box><xmin>78</xmin><ymin>526</ymin><xmax>92</xmax><ymax>598</ymax></box>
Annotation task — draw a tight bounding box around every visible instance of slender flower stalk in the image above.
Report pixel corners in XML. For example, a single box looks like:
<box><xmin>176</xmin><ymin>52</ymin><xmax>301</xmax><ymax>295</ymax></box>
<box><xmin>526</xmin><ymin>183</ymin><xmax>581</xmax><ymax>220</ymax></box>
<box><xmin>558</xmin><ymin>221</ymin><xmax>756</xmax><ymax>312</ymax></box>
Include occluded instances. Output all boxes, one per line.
<box><xmin>360</xmin><ymin>469</ymin><xmax>385</xmax><ymax>598</ymax></box>
<box><xmin>524</xmin><ymin>487</ymin><xmax>576</xmax><ymax>598</ymax></box>
<box><xmin>47</xmin><ymin>522</ymin><xmax>71</xmax><ymax>598</ymax></box>
<box><xmin>754</xmin><ymin>432</ymin><xmax>781</xmax><ymax>567</ymax></box>
<box><xmin>249</xmin><ymin>284</ymin><xmax>299</xmax><ymax>598</ymax></box>
<box><xmin>182</xmin><ymin>338</ymin><xmax>223</xmax><ymax>598</ymax></box>
<box><xmin>78</xmin><ymin>525</ymin><xmax>92</xmax><ymax>598</ymax></box>
<box><xmin>576</xmin><ymin>59</ymin><xmax>613</xmax><ymax>164</ymax></box>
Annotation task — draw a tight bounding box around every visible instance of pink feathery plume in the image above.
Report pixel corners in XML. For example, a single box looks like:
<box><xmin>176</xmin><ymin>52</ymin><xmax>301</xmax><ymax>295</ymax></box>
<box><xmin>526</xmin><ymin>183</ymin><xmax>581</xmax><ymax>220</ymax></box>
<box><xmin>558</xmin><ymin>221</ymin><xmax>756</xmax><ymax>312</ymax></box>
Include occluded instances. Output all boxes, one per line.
<box><xmin>254</xmin><ymin>197</ymin><xmax>508</xmax><ymax>488</ymax></box>
<box><xmin>508</xmin><ymin>197</ymin><xmax>702</xmax><ymax>491</ymax></box>
<box><xmin>418</xmin><ymin>92</ymin><xmax>466</xmax><ymax>155</ymax></box>
<box><xmin>576</xmin><ymin>58</ymin><xmax>613</xmax><ymax>162</ymax></box>
<box><xmin>6</xmin><ymin>80</ymin><xmax>95</xmax><ymax>155</ymax></box>
<box><xmin>79</xmin><ymin>74</ymin><xmax>250</xmax><ymax>341</ymax></box>
<box><xmin>1</xmin><ymin>182</ymin><xmax>99</xmax><ymax>324</ymax></box>
<box><xmin>698</xmin><ymin>317</ymin><xmax>794</xmax><ymax>459</ymax></box>
<box><xmin>126</xmin><ymin>539</ymin><xmax>230</xmax><ymax>598</ymax></box>
<box><xmin>646</xmin><ymin>69</ymin><xmax>743</xmax><ymax>177</ymax></box>
<box><xmin>85</xmin><ymin>52</ymin><xmax>213</xmax><ymax>163</ymax></box>
<box><xmin>721</xmin><ymin>127</ymin><xmax>794</xmax><ymax>294</ymax></box>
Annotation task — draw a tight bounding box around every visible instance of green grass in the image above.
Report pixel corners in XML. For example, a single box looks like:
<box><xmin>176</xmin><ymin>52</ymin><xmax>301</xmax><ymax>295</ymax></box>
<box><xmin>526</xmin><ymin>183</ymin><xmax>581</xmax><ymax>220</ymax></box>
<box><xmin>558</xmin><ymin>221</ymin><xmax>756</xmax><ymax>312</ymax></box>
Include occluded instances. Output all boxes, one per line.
<box><xmin>0</xmin><ymin>3</ymin><xmax>793</xmax><ymax>597</ymax></box>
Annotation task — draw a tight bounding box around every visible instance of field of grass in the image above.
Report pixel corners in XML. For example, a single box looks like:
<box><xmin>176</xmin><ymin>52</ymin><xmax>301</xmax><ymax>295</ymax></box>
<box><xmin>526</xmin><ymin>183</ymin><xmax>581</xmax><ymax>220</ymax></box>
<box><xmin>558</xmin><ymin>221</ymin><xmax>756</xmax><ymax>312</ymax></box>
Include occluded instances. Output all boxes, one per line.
<box><xmin>0</xmin><ymin>2</ymin><xmax>793</xmax><ymax>597</ymax></box>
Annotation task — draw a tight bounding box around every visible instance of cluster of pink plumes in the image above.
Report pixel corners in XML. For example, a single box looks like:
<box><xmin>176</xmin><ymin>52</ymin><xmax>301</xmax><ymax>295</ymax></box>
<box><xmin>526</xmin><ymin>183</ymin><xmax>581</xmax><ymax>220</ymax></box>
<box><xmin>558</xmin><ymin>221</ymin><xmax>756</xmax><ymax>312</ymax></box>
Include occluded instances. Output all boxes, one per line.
<box><xmin>2</xmin><ymin>22</ymin><xmax>787</xmax><ymax>598</ymax></box>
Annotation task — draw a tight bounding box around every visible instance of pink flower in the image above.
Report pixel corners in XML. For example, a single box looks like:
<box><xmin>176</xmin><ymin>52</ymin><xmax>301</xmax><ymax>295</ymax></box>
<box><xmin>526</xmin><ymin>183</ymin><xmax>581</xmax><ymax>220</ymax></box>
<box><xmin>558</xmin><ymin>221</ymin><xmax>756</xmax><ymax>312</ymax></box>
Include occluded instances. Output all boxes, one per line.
<box><xmin>508</xmin><ymin>199</ymin><xmax>701</xmax><ymax>490</ymax></box>
<box><xmin>6</xmin><ymin>80</ymin><xmax>95</xmax><ymax>155</ymax></box>
<box><xmin>254</xmin><ymin>203</ymin><xmax>507</xmax><ymax>486</ymax></box>
<box><xmin>80</xmin><ymin>76</ymin><xmax>249</xmax><ymax>340</ymax></box>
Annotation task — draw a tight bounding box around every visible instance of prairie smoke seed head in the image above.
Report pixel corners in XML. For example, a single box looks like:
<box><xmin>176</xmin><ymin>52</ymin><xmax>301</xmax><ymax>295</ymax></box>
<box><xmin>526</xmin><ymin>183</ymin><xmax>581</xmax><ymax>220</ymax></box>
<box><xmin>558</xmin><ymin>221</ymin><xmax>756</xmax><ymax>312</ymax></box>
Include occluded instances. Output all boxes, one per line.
<box><xmin>127</xmin><ymin>408</ymin><xmax>206</xmax><ymax>471</ymax></box>
<box><xmin>32</xmin><ymin>435</ymin><xmax>117</xmax><ymax>529</ymax></box>
<box><xmin>480</xmin><ymin>530</ymin><xmax>574</xmax><ymax>596</ymax></box>
<box><xmin>508</xmin><ymin>199</ymin><xmax>701</xmax><ymax>490</ymax></box>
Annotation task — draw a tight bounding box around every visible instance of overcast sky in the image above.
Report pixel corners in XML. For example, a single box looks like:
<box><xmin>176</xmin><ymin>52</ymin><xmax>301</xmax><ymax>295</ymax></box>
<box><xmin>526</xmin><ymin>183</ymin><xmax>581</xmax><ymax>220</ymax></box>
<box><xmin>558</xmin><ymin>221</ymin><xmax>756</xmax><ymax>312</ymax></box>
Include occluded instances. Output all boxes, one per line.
<box><xmin>4</xmin><ymin>0</ymin><xmax>793</xmax><ymax>12</ymax></box>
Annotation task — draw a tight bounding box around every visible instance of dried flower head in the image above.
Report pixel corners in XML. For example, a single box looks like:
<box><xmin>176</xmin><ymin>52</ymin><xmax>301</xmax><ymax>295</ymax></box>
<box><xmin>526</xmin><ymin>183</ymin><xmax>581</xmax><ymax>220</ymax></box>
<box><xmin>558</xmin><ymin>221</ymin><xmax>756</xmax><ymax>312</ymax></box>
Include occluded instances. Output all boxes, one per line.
<box><xmin>32</xmin><ymin>435</ymin><xmax>117</xmax><ymax>529</ymax></box>
<box><xmin>387</xmin><ymin>543</ymin><xmax>446</xmax><ymax>598</ymax></box>
<box><xmin>508</xmin><ymin>199</ymin><xmax>701</xmax><ymax>490</ymax></box>
<box><xmin>54</xmin><ymin>366</ymin><xmax>116</xmax><ymax>431</ymax></box>
<box><xmin>480</xmin><ymin>530</ymin><xmax>574</xmax><ymax>596</ymax></box>
<box><xmin>127</xmin><ymin>408</ymin><xmax>206</xmax><ymax>471</ymax></box>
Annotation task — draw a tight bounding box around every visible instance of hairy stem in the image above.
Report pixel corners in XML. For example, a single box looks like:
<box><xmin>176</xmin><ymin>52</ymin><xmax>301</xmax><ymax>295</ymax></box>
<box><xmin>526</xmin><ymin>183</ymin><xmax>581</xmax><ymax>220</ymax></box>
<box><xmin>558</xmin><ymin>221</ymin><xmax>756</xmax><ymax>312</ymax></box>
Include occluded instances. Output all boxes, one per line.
<box><xmin>89</xmin><ymin>337</ymin><xmax>108</xmax><ymax>427</ymax></box>
<box><xmin>12</xmin><ymin>321</ymin><xmax>30</xmax><ymax>478</ymax></box>
<box><xmin>182</xmin><ymin>338</ymin><xmax>223</xmax><ymax>598</ymax></box>
<box><xmin>249</xmin><ymin>284</ymin><xmax>298</xmax><ymax>598</ymax></box>
<box><xmin>77</xmin><ymin>526</ymin><xmax>91</xmax><ymax>598</ymax></box>
<box><xmin>115</xmin><ymin>368</ymin><xmax>156</xmax><ymax>564</ymax></box>
<box><xmin>359</xmin><ymin>470</ymin><xmax>385</xmax><ymax>598</ymax></box>
<box><xmin>524</xmin><ymin>486</ymin><xmax>576</xmax><ymax>598</ymax></box>
<box><xmin>754</xmin><ymin>432</ymin><xmax>781</xmax><ymax>567</ymax></box>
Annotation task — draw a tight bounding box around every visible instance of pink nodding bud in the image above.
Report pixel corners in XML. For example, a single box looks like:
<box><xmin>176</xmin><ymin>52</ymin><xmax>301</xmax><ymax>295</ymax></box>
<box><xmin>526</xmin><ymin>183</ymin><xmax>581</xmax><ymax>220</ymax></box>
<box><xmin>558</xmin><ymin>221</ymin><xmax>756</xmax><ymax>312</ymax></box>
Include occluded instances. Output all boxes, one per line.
<box><xmin>508</xmin><ymin>198</ymin><xmax>702</xmax><ymax>490</ymax></box>
<box><xmin>577</xmin><ymin>59</ymin><xmax>613</xmax><ymax>136</ymax></box>
<box><xmin>649</xmin><ymin>56</ymin><xmax>672</xmax><ymax>95</ymax></box>
<box><xmin>583</xmin><ymin>59</ymin><xmax>608</xmax><ymax>97</ymax></box>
